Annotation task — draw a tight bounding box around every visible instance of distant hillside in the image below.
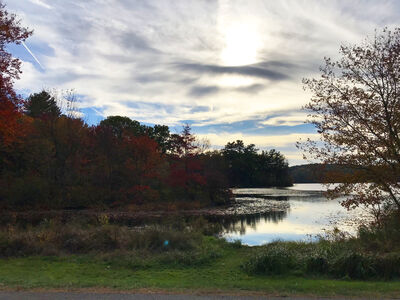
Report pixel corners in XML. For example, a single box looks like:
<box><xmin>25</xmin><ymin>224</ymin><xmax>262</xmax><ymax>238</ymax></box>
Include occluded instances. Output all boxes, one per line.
<box><xmin>289</xmin><ymin>164</ymin><xmax>355</xmax><ymax>183</ymax></box>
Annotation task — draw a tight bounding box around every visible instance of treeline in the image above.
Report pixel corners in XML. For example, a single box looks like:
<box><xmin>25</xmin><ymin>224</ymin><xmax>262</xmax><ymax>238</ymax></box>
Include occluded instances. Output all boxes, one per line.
<box><xmin>219</xmin><ymin>140</ymin><xmax>291</xmax><ymax>187</ymax></box>
<box><xmin>289</xmin><ymin>164</ymin><xmax>330</xmax><ymax>183</ymax></box>
<box><xmin>1</xmin><ymin>91</ymin><xmax>227</xmax><ymax>208</ymax></box>
<box><xmin>0</xmin><ymin>91</ymin><xmax>291</xmax><ymax>209</ymax></box>
<box><xmin>289</xmin><ymin>164</ymin><xmax>360</xmax><ymax>183</ymax></box>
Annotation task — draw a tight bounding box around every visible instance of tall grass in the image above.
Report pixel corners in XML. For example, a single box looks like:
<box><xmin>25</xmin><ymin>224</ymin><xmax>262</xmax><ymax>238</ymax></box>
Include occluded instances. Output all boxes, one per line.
<box><xmin>0</xmin><ymin>216</ymin><xmax>226</xmax><ymax>267</ymax></box>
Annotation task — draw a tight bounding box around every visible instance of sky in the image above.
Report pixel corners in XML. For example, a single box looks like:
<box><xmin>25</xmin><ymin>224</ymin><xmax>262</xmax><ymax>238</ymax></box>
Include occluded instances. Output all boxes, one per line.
<box><xmin>6</xmin><ymin>0</ymin><xmax>400</xmax><ymax>165</ymax></box>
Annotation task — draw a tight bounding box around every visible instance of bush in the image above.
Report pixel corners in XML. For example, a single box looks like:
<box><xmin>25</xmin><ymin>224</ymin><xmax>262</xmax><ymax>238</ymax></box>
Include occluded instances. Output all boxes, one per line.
<box><xmin>242</xmin><ymin>237</ymin><xmax>400</xmax><ymax>279</ymax></box>
<box><xmin>374</xmin><ymin>253</ymin><xmax>400</xmax><ymax>279</ymax></box>
<box><xmin>330</xmin><ymin>251</ymin><xmax>376</xmax><ymax>279</ymax></box>
<box><xmin>357</xmin><ymin>211</ymin><xmax>400</xmax><ymax>253</ymax></box>
<box><xmin>241</xmin><ymin>243</ymin><xmax>299</xmax><ymax>275</ymax></box>
<box><xmin>306</xmin><ymin>255</ymin><xmax>328</xmax><ymax>274</ymax></box>
<box><xmin>0</xmin><ymin>233</ymin><xmax>35</xmax><ymax>257</ymax></box>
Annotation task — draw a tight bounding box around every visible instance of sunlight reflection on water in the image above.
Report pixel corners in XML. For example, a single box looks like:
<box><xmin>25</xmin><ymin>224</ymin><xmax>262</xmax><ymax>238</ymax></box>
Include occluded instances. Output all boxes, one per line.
<box><xmin>223</xmin><ymin>183</ymin><xmax>368</xmax><ymax>246</ymax></box>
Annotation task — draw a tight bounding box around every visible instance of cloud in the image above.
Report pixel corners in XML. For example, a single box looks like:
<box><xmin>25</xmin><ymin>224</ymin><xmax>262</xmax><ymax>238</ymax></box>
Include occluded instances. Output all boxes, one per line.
<box><xmin>196</xmin><ymin>131</ymin><xmax>320</xmax><ymax>166</ymax></box>
<box><xmin>190</xmin><ymin>106</ymin><xmax>210</xmax><ymax>113</ymax></box>
<box><xmin>117</xmin><ymin>31</ymin><xmax>160</xmax><ymax>53</ymax></box>
<box><xmin>188</xmin><ymin>83</ymin><xmax>267</xmax><ymax>97</ymax></box>
<box><xmin>189</xmin><ymin>85</ymin><xmax>220</xmax><ymax>97</ymax></box>
<box><xmin>28</xmin><ymin>0</ymin><xmax>52</xmax><ymax>9</ymax></box>
<box><xmin>235</xmin><ymin>83</ymin><xmax>265</xmax><ymax>94</ymax></box>
<box><xmin>197</xmin><ymin>132</ymin><xmax>319</xmax><ymax>149</ymax></box>
<box><xmin>176</xmin><ymin>62</ymin><xmax>290</xmax><ymax>80</ymax></box>
<box><xmin>260</xmin><ymin>112</ymin><xmax>310</xmax><ymax>126</ymax></box>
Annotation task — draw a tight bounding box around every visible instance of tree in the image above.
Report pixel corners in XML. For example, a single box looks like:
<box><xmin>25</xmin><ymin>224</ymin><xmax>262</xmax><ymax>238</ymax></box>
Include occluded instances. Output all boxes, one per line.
<box><xmin>300</xmin><ymin>28</ymin><xmax>400</xmax><ymax>214</ymax></box>
<box><xmin>0</xmin><ymin>3</ymin><xmax>32</xmax><ymax>147</ymax></box>
<box><xmin>0</xmin><ymin>3</ymin><xmax>32</xmax><ymax>98</ymax></box>
<box><xmin>169</xmin><ymin>124</ymin><xmax>196</xmax><ymax>156</ymax></box>
<box><xmin>222</xmin><ymin>140</ymin><xmax>258</xmax><ymax>187</ymax></box>
<box><xmin>168</xmin><ymin>125</ymin><xmax>206</xmax><ymax>200</ymax></box>
<box><xmin>150</xmin><ymin>124</ymin><xmax>171</xmax><ymax>153</ymax></box>
<box><xmin>99</xmin><ymin>116</ymin><xmax>173</xmax><ymax>153</ymax></box>
<box><xmin>24</xmin><ymin>90</ymin><xmax>61</xmax><ymax>118</ymax></box>
<box><xmin>99</xmin><ymin>116</ymin><xmax>143</xmax><ymax>138</ymax></box>
<box><xmin>221</xmin><ymin>140</ymin><xmax>290</xmax><ymax>187</ymax></box>
<box><xmin>257</xmin><ymin>149</ymin><xmax>291</xmax><ymax>187</ymax></box>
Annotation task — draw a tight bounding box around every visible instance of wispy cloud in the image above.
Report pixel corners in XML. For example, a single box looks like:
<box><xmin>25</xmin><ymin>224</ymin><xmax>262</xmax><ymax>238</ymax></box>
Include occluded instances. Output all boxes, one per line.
<box><xmin>28</xmin><ymin>0</ymin><xmax>52</xmax><ymax>9</ymax></box>
<box><xmin>176</xmin><ymin>62</ymin><xmax>290</xmax><ymax>80</ymax></box>
<box><xmin>260</xmin><ymin>112</ymin><xmax>310</xmax><ymax>127</ymax></box>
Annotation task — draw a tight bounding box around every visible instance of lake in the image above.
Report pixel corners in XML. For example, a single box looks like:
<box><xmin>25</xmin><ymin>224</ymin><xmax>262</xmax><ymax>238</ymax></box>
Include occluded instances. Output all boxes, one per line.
<box><xmin>0</xmin><ymin>183</ymin><xmax>369</xmax><ymax>246</ymax></box>
<box><xmin>223</xmin><ymin>183</ymin><xmax>368</xmax><ymax>246</ymax></box>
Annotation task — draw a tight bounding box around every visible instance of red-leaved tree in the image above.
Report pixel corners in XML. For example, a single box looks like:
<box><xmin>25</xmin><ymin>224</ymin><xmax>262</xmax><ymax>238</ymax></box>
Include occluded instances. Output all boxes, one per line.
<box><xmin>0</xmin><ymin>3</ymin><xmax>32</xmax><ymax>147</ymax></box>
<box><xmin>168</xmin><ymin>125</ymin><xmax>207</xmax><ymax>200</ymax></box>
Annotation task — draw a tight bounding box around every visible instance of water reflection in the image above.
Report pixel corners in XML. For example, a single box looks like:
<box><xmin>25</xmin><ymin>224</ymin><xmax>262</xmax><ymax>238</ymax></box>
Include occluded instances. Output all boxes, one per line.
<box><xmin>219</xmin><ymin>210</ymin><xmax>288</xmax><ymax>235</ymax></box>
<box><xmin>223</xmin><ymin>184</ymin><xmax>367</xmax><ymax>245</ymax></box>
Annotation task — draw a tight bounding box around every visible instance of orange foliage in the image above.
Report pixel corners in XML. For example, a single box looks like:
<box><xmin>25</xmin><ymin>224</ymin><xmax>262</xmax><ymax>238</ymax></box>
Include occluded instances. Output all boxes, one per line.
<box><xmin>0</xmin><ymin>4</ymin><xmax>32</xmax><ymax>147</ymax></box>
<box><xmin>301</xmin><ymin>28</ymin><xmax>400</xmax><ymax>212</ymax></box>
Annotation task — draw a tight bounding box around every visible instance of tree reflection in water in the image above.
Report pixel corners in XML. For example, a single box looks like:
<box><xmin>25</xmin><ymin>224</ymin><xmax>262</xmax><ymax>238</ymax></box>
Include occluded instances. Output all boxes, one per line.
<box><xmin>215</xmin><ymin>209</ymin><xmax>289</xmax><ymax>235</ymax></box>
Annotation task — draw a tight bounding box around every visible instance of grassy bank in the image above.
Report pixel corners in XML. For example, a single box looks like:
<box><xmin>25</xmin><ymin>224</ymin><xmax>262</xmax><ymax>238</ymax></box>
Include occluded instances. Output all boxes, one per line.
<box><xmin>0</xmin><ymin>244</ymin><xmax>400</xmax><ymax>298</ymax></box>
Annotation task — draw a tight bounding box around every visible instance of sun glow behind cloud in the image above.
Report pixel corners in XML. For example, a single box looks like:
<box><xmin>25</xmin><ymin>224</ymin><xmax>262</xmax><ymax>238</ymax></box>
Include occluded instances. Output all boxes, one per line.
<box><xmin>217</xmin><ymin>0</ymin><xmax>261</xmax><ymax>90</ymax></box>
<box><xmin>220</xmin><ymin>23</ymin><xmax>260</xmax><ymax>67</ymax></box>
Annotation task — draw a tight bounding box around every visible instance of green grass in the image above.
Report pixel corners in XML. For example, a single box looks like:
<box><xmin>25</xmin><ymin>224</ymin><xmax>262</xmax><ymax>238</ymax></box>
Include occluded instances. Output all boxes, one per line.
<box><xmin>0</xmin><ymin>242</ymin><xmax>399</xmax><ymax>298</ymax></box>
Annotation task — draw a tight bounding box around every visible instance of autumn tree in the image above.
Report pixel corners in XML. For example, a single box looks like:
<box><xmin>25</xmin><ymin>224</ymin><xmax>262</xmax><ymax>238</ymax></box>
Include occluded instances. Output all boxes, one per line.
<box><xmin>169</xmin><ymin>124</ymin><xmax>196</xmax><ymax>156</ymax></box>
<box><xmin>0</xmin><ymin>3</ymin><xmax>32</xmax><ymax>147</ymax></box>
<box><xmin>0</xmin><ymin>3</ymin><xmax>33</xmax><ymax>207</ymax></box>
<box><xmin>168</xmin><ymin>125</ymin><xmax>207</xmax><ymax>200</ymax></box>
<box><xmin>300</xmin><ymin>28</ymin><xmax>400</xmax><ymax>215</ymax></box>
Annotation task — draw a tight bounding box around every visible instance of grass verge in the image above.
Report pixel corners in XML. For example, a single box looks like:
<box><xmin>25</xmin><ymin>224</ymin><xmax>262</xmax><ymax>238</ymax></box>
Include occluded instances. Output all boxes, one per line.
<box><xmin>0</xmin><ymin>239</ymin><xmax>399</xmax><ymax>298</ymax></box>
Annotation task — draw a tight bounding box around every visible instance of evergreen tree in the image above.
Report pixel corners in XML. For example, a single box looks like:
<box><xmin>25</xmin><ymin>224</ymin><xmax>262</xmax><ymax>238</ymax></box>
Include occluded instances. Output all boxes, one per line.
<box><xmin>24</xmin><ymin>90</ymin><xmax>61</xmax><ymax>118</ymax></box>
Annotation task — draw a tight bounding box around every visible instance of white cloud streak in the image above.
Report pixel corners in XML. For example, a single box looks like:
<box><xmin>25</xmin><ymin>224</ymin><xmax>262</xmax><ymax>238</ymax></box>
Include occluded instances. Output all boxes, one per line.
<box><xmin>28</xmin><ymin>0</ymin><xmax>52</xmax><ymax>9</ymax></box>
<box><xmin>21</xmin><ymin>41</ymin><xmax>45</xmax><ymax>70</ymax></box>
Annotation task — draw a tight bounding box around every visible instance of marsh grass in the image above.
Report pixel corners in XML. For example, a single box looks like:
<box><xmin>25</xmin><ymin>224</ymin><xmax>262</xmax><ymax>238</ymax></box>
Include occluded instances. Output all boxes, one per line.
<box><xmin>0</xmin><ymin>216</ymin><xmax>222</xmax><ymax>267</ymax></box>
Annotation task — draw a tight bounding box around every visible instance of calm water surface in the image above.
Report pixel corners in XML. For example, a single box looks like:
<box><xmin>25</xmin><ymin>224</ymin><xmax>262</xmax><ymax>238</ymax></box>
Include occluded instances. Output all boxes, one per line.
<box><xmin>223</xmin><ymin>183</ymin><xmax>368</xmax><ymax>245</ymax></box>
